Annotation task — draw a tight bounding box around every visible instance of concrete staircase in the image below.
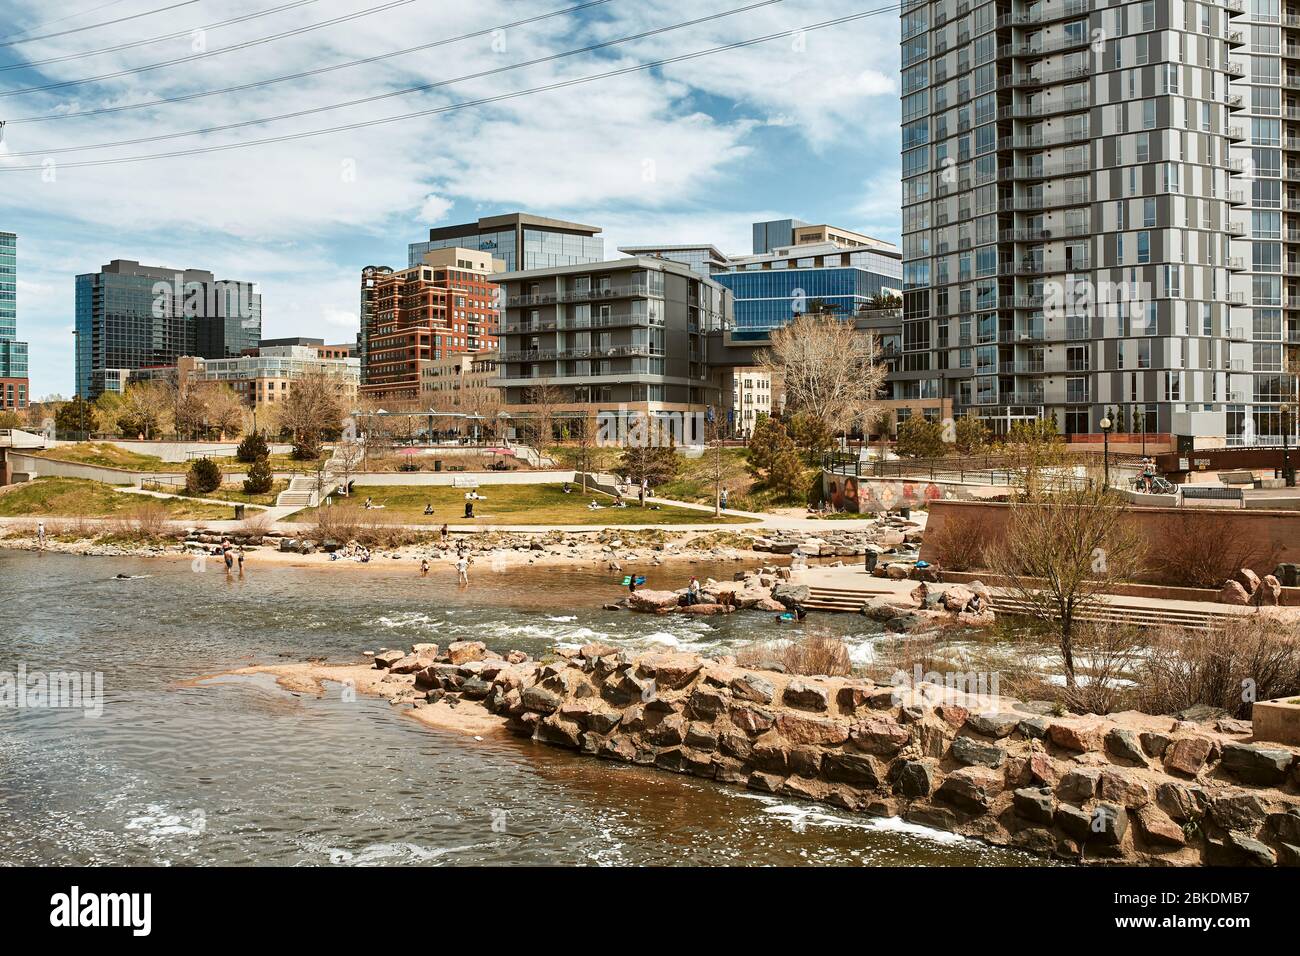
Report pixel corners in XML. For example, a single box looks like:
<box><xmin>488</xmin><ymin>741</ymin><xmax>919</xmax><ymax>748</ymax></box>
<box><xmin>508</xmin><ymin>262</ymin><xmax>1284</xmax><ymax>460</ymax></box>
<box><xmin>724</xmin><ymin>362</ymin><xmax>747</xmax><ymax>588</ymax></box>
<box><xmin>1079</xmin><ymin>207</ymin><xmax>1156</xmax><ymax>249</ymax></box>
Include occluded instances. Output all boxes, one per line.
<box><xmin>804</xmin><ymin>585</ymin><xmax>895</xmax><ymax>612</ymax></box>
<box><xmin>988</xmin><ymin>594</ymin><xmax>1243</xmax><ymax>632</ymax></box>
<box><xmin>274</xmin><ymin>476</ymin><xmax>320</xmax><ymax>510</ymax></box>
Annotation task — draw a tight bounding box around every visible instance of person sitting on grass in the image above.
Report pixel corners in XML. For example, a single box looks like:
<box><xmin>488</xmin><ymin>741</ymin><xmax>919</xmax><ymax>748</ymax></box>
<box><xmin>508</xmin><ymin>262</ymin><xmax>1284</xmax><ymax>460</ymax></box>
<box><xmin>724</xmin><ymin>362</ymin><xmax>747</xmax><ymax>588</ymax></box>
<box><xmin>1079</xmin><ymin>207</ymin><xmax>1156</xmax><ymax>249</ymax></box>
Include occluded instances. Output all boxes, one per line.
<box><xmin>562</xmin><ymin>482</ymin><xmax>572</xmax><ymax>494</ymax></box>
<box><xmin>588</xmin><ymin>499</ymin><xmax>602</xmax><ymax>510</ymax></box>
<box><xmin>423</xmin><ymin>503</ymin><xmax>433</xmax><ymax>515</ymax></box>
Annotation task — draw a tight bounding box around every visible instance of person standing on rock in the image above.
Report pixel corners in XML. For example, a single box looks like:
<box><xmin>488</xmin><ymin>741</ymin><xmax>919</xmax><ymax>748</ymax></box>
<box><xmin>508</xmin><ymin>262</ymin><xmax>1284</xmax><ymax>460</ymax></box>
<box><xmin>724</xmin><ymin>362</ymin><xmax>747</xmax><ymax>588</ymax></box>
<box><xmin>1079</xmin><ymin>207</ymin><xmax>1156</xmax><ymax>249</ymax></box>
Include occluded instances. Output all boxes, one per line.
<box><xmin>36</xmin><ymin>520</ymin><xmax>46</xmax><ymax>549</ymax></box>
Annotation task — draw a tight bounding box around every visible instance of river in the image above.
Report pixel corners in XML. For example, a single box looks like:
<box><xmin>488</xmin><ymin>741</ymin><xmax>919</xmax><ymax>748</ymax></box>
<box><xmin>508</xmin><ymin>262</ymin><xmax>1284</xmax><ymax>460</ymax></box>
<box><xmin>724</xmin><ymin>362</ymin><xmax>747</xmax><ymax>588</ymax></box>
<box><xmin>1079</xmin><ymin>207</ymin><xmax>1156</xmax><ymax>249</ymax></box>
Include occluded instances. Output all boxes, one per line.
<box><xmin>0</xmin><ymin>549</ymin><xmax>1037</xmax><ymax>866</ymax></box>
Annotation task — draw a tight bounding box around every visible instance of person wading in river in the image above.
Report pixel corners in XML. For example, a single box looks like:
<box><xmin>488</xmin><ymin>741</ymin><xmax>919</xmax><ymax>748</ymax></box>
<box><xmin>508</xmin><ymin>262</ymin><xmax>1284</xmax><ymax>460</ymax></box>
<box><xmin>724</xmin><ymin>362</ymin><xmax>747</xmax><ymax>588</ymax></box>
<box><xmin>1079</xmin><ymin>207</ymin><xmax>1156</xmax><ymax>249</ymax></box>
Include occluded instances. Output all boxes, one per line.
<box><xmin>456</xmin><ymin>554</ymin><xmax>470</xmax><ymax>586</ymax></box>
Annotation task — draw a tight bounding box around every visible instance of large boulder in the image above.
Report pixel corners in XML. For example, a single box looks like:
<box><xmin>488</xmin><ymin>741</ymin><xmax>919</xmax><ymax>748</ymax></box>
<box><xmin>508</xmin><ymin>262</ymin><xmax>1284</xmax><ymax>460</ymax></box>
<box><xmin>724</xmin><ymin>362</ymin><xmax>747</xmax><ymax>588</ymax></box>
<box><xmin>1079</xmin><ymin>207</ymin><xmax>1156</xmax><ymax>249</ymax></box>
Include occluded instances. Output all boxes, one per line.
<box><xmin>1163</xmin><ymin>736</ymin><xmax>1215</xmax><ymax>777</ymax></box>
<box><xmin>1048</xmin><ymin>720</ymin><xmax>1105</xmax><ymax>753</ymax></box>
<box><xmin>771</xmin><ymin>583</ymin><xmax>811</xmax><ymax>608</ymax></box>
<box><xmin>1232</xmin><ymin>567</ymin><xmax>1261</xmax><ymax>595</ymax></box>
<box><xmin>950</xmin><ymin>735</ymin><xmax>1006</xmax><ymax>768</ymax></box>
<box><xmin>774</xmin><ymin>712</ymin><xmax>851</xmax><ymax>746</ymax></box>
<box><xmin>446</xmin><ymin>641</ymin><xmax>487</xmax><ymax>665</ymax></box>
<box><xmin>782</xmin><ymin>680</ymin><xmax>830</xmax><ymax>712</ymax></box>
<box><xmin>941</xmin><ymin>584</ymin><xmax>975</xmax><ymax>613</ymax></box>
<box><xmin>850</xmin><ymin>715</ymin><xmax>911</xmax><ymax>756</ymax></box>
<box><xmin>730</xmin><ymin>673</ymin><xmax>775</xmax><ymax>705</ymax></box>
<box><xmin>937</xmin><ymin>767</ymin><xmax>1004</xmax><ymax>813</ymax></box>
<box><xmin>1255</xmin><ymin>575</ymin><xmax>1282</xmax><ymax>606</ymax></box>
<box><xmin>372</xmin><ymin>649</ymin><xmax>405</xmax><ymax>669</ymax></box>
<box><xmin>1220</xmin><ymin>742</ymin><xmax>1294</xmax><ymax>785</ymax></box>
<box><xmin>1216</xmin><ymin>580</ymin><xmax>1251</xmax><ymax>605</ymax></box>
<box><xmin>627</xmin><ymin>589</ymin><xmax>682</xmax><ymax>613</ymax></box>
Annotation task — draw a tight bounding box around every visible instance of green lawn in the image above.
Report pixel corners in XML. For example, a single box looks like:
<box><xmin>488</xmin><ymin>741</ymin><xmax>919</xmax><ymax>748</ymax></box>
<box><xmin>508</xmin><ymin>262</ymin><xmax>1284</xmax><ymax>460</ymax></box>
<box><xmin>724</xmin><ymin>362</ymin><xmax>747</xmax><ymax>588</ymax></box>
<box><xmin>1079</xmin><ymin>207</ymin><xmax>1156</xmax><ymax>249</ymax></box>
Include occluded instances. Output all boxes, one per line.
<box><xmin>34</xmin><ymin>442</ymin><xmax>324</xmax><ymax>474</ymax></box>
<box><xmin>195</xmin><ymin>479</ymin><xmax>289</xmax><ymax>507</ymax></box>
<box><xmin>0</xmin><ymin>477</ymin><xmax>236</xmax><ymax>519</ymax></box>
<box><xmin>290</xmin><ymin>483</ymin><xmax>755</xmax><ymax>526</ymax></box>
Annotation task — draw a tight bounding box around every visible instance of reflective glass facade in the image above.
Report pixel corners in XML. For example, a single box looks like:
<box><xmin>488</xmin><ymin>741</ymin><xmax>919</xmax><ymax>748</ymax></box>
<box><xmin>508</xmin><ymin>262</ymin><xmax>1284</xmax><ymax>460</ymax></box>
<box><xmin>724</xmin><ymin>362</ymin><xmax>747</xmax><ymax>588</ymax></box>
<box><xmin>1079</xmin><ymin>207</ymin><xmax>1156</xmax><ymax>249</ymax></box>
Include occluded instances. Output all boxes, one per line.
<box><xmin>716</xmin><ymin>265</ymin><xmax>903</xmax><ymax>341</ymax></box>
<box><xmin>408</xmin><ymin>216</ymin><xmax>605</xmax><ymax>272</ymax></box>
<box><xmin>0</xmin><ymin>230</ymin><xmax>26</xmax><ymax>382</ymax></box>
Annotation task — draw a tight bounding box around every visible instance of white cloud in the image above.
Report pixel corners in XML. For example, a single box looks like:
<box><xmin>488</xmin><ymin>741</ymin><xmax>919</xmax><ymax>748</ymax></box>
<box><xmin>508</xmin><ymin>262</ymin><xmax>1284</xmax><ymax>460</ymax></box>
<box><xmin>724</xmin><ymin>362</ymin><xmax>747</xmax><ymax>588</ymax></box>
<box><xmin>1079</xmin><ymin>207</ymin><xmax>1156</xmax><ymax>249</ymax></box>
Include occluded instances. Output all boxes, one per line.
<box><xmin>0</xmin><ymin>0</ymin><xmax>903</xmax><ymax>397</ymax></box>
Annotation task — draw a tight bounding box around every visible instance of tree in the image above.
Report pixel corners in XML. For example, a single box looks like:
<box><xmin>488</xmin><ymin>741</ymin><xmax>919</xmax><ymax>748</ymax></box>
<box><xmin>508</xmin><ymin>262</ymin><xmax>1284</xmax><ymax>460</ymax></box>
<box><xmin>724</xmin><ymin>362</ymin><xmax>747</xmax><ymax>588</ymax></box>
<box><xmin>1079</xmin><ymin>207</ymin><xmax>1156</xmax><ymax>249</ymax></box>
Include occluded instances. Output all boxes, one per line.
<box><xmin>789</xmin><ymin>412</ymin><xmax>836</xmax><ymax>461</ymax></box>
<box><xmin>332</xmin><ymin>436</ymin><xmax>364</xmax><ymax>496</ymax></box>
<box><xmin>953</xmin><ymin>414</ymin><xmax>990</xmax><ymax>456</ymax></box>
<box><xmin>0</xmin><ymin>410</ymin><xmax>20</xmax><ymax>429</ymax></box>
<box><xmin>523</xmin><ymin>382</ymin><xmax>563</xmax><ymax>450</ymax></box>
<box><xmin>570</xmin><ymin>413</ymin><xmax>597</xmax><ymax>494</ymax></box>
<box><xmin>746</xmin><ymin>414</ymin><xmax>787</xmax><ymax>479</ymax></box>
<box><xmin>275</xmin><ymin>372</ymin><xmax>343</xmax><ymax>454</ymax></box>
<box><xmin>242</xmin><ymin>457</ymin><xmax>273</xmax><ymax>495</ymax></box>
<box><xmin>986</xmin><ymin>485</ymin><xmax>1148</xmax><ymax>688</ymax></box>
<box><xmin>746</xmin><ymin>415</ymin><xmax>804</xmax><ymax>500</ymax></box>
<box><xmin>758</xmin><ymin>311</ymin><xmax>886</xmax><ymax>430</ymax></box>
<box><xmin>186</xmin><ymin>457</ymin><xmax>222</xmax><ymax>495</ymax></box>
<box><xmin>203</xmin><ymin>384</ymin><xmax>246</xmax><ymax>439</ymax></box>
<box><xmin>618</xmin><ymin>419</ymin><xmax>679</xmax><ymax>500</ymax></box>
<box><xmin>999</xmin><ymin>417</ymin><xmax>1068</xmax><ymax>496</ymax></box>
<box><xmin>236</xmin><ymin>432</ymin><xmax>269</xmax><ymax>464</ymax></box>
<box><xmin>705</xmin><ymin>416</ymin><xmax>728</xmax><ymax>517</ymax></box>
<box><xmin>116</xmin><ymin>382</ymin><xmax>167</xmax><ymax>439</ymax></box>
<box><xmin>869</xmin><ymin>409</ymin><xmax>894</xmax><ymax>460</ymax></box>
<box><xmin>894</xmin><ymin>415</ymin><xmax>947</xmax><ymax>458</ymax></box>
<box><xmin>55</xmin><ymin>396</ymin><xmax>95</xmax><ymax>437</ymax></box>
<box><xmin>864</xmin><ymin>290</ymin><xmax>903</xmax><ymax>311</ymax></box>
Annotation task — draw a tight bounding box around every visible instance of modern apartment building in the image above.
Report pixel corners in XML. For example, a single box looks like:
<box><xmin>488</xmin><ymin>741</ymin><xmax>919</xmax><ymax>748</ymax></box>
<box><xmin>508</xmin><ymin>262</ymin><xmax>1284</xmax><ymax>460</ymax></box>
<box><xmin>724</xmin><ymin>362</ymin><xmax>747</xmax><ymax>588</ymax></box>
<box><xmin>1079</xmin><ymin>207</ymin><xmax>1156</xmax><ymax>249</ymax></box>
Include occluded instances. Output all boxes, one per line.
<box><xmin>900</xmin><ymin>0</ymin><xmax>1252</xmax><ymax>442</ymax></box>
<box><xmin>407</xmin><ymin>212</ymin><xmax>604</xmax><ymax>272</ymax></box>
<box><xmin>0</xmin><ymin>230</ymin><xmax>27</xmax><ymax>411</ymax></box>
<box><xmin>495</xmin><ymin>257</ymin><xmax>732</xmax><ymax>430</ymax></box>
<box><xmin>360</xmin><ymin>247</ymin><xmax>504</xmax><ymax>403</ymax></box>
<box><xmin>620</xmin><ymin>222</ymin><xmax>904</xmax><ymax>343</ymax></box>
<box><xmin>74</xmin><ymin>259</ymin><xmax>262</xmax><ymax>398</ymax></box>
<box><xmin>132</xmin><ymin>344</ymin><xmax>360</xmax><ymax>409</ymax></box>
<box><xmin>419</xmin><ymin>349</ymin><xmax>500</xmax><ymax>406</ymax></box>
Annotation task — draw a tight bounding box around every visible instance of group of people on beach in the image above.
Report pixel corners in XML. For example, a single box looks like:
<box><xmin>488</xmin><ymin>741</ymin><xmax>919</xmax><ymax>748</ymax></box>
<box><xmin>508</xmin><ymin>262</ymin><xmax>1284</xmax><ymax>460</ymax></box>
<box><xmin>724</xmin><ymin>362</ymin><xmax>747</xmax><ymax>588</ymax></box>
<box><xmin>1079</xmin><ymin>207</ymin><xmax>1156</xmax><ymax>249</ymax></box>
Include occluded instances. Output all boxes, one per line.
<box><xmin>218</xmin><ymin>538</ymin><xmax>245</xmax><ymax>576</ymax></box>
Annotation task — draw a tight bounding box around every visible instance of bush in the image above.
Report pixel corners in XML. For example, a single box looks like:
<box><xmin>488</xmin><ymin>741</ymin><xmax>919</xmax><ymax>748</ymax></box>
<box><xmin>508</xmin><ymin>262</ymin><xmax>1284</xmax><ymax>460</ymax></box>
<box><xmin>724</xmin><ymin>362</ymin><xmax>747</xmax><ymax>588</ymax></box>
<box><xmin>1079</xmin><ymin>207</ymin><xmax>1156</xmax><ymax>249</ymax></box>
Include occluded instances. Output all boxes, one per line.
<box><xmin>242</xmin><ymin>457</ymin><xmax>273</xmax><ymax>494</ymax></box>
<box><xmin>292</xmin><ymin>434</ymin><xmax>321</xmax><ymax>461</ymax></box>
<box><xmin>736</xmin><ymin>633</ymin><xmax>853</xmax><ymax>677</ymax></box>
<box><xmin>925</xmin><ymin>510</ymin><xmax>994</xmax><ymax>571</ymax></box>
<box><xmin>309</xmin><ymin>503</ymin><xmax>425</xmax><ymax>549</ymax></box>
<box><xmin>235</xmin><ymin>432</ymin><xmax>269</xmax><ymax>464</ymax></box>
<box><xmin>894</xmin><ymin>416</ymin><xmax>947</xmax><ymax>458</ymax></box>
<box><xmin>109</xmin><ymin>501</ymin><xmax>172</xmax><ymax>542</ymax></box>
<box><xmin>185</xmin><ymin>457</ymin><xmax>222</xmax><ymax>495</ymax></box>
<box><xmin>1153</xmin><ymin>511</ymin><xmax>1281</xmax><ymax>589</ymax></box>
<box><xmin>1135</xmin><ymin>619</ymin><xmax>1300</xmax><ymax>719</ymax></box>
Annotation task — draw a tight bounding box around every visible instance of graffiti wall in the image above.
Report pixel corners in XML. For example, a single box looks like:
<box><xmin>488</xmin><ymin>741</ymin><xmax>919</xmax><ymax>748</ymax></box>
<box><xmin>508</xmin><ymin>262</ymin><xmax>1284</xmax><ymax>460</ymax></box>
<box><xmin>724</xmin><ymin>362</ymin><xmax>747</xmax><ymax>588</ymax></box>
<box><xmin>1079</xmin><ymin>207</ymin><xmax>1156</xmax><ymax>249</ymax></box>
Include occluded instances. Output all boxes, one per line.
<box><xmin>822</xmin><ymin>471</ymin><xmax>953</xmax><ymax>513</ymax></box>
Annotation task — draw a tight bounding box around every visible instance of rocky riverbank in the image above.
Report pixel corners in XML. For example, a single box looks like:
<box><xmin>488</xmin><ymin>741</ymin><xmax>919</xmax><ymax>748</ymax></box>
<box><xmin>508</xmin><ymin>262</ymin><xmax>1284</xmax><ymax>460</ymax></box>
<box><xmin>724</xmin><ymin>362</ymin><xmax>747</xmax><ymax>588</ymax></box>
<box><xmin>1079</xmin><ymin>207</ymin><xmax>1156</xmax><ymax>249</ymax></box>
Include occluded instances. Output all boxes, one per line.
<box><xmin>236</xmin><ymin>640</ymin><xmax>1300</xmax><ymax>867</ymax></box>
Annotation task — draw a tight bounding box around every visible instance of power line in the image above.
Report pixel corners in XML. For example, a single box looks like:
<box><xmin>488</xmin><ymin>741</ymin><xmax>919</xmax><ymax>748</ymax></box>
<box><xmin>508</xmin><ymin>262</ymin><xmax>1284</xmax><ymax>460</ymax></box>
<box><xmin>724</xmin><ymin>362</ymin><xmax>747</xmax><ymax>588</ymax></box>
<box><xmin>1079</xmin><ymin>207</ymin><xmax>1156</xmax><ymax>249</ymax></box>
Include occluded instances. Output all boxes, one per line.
<box><xmin>4</xmin><ymin>0</ymin><xmax>782</xmax><ymax>157</ymax></box>
<box><xmin>0</xmin><ymin>0</ymin><xmax>181</xmax><ymax>45</ymax></box>
<box><xmin>0</xmin><ymin>0</ymin><xmax>323</xmax><ymax>70</ymax></box>
<box><xmin>8</xmin><ymin>0</ymin><xmax>619</xmax><ymax>125</ymax></box>
<box><xmin>0</xmin><ymin>6</ymin><xmax>901</xmax><ymax>171</ymax></box>
<box><xmin>0</xmin><ymin>0</ymin><xmax>420</xmax><ymax>97</ymax></box>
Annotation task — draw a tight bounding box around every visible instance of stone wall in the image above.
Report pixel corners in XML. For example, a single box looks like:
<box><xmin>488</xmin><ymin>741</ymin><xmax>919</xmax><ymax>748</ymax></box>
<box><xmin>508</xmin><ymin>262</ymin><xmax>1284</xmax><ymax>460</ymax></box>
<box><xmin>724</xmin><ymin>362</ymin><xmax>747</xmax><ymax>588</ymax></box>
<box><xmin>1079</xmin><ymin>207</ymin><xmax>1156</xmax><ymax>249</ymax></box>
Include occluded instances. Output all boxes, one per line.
<box><xmin>921</xmin><ymin>499</ymin><xmax>1300</xmax><ymax>578</ymax></box>
<box><xmin>373</xmin><ymin>642</ymin><xmax>1300</xmax><ymax>866</ymax></box>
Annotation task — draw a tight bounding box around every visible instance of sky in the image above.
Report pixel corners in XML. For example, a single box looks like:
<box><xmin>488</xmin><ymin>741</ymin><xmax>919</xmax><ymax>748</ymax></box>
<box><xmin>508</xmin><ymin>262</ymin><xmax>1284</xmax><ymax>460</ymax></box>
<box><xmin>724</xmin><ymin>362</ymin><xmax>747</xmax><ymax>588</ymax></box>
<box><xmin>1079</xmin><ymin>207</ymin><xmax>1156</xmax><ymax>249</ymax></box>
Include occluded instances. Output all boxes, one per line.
<box><xmin>0</xmin><ymin>0</ymin><xmax>903</xmax><ymax>399</ymax></box>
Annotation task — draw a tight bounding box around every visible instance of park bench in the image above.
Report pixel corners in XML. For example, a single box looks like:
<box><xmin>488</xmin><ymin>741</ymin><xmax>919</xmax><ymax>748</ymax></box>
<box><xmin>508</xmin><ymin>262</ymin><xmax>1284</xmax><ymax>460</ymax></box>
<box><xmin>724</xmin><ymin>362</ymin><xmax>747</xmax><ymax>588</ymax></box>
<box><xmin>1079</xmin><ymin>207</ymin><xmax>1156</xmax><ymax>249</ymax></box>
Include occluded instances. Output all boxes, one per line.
<box><xmin>1181</xmin><ymin>485</ymin><xmax>1244</xmax><ymax>503</ymax></box>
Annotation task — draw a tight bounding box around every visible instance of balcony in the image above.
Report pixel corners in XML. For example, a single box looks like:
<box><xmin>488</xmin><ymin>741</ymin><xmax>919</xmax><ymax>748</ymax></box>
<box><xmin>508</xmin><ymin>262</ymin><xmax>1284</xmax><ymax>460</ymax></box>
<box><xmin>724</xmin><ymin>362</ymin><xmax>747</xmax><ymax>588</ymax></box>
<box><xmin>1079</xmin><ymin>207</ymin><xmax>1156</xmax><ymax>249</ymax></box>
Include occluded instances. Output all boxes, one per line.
<box><xmin>502</xmin><ymin>312</ymin><xmax>647</xmax><ymax>334</ymax></box>
<box><xmin>1000</xmin><ymin>190</ymin><xmax>1092</xmax><ymax>211</ymax></box>
<box><xmin>996</xmin><ymin>35</ymin><xmax>1093</xmax><ymax>58</ymax></box>
<box><xmin>999</xmin><ymin>65</ymin><xmax>1093</xmax><ymax>89</ymax></box>
<box><xmin>1006</xmin><ymin>391</ymin><xmax>1047</xmax><ymax>405</ymax></box>
<box><xmin>999</xmin><ymin>360</ymin><xmax>1047</xmax><ymax>374</ymax></box>
<box><xmin>507</xmin><ymin>283</ymin><xmax>651</xmax><ymax>307</ymax></box>
<box><xmin>1227</xmin><ymin>93</ymin><xmax>1244</xmax><ymax>111</ymax></box>
<box><xmin>997</xmin><ymin>128</ymin><xmax>1091</xmax><ymax>150</ymax></box>
<box><xmin>498</xmin><ymin>344</ymin><xmax>655</xmax><ymax>363</ymax></box>
<box><xmin>999</xmin><ymin>160</ymin><xmax>1092</xmax><ymax>181</ymax></box>
<box><xmin>1223</xmin><ymin>61</ymin><xmax>1245</xmax><ymax>77</ymax></box>
<box><xmin>1227</xmin><ymin>257</ymin><xmax>1246</xmax><ymax>272</ymax></box>
<box><xmin>995</xmin><ymin>0</ymin><xmax>1092</xmax><ymax>28</ymax></box>
<box><xmin>1227</xmin><ymin>190</ymin><xmax>1246</xmax><ymax>206</ymax></box>
<box><xmin>1228</xmin><ymin>221</ymin><xmax>1247</xmax><ymax>237</ymax></box>
<box><xmin>1011</xmin><ymin>257</ymin><xmax>1091</xmax><ymax>274</ymax></box>
<box><xmin>997</xmin><ymin>96</ymin><xmax>1090</xmax><ymax>120</ymax></box>
<box><xmin>1284</xmin><ymin>137</ymin><xmax>1300</xmax><ymax>151</ymax></box>
<box><xmin>1227</xmin><ymin>125</ymin><xmax>1246</xmax><ymax>142</ymax></box>
<box><xmin>998</xmin><ymin>223</ymin><xmax>1092</xmax><ymax>242</ymax></box>
<box><xmin>1064</xmin><ymin>389</ymin><xmax>1092</xmax><ymax>405</ymax></box>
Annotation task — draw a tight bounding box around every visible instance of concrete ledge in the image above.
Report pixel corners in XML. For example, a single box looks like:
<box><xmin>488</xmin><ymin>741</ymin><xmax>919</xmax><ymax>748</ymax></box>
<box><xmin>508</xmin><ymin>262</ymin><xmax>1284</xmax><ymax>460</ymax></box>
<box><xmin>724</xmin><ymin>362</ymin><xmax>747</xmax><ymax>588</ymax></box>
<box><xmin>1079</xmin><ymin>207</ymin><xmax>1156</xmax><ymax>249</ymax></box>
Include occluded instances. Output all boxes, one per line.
<box><xmin>1254</xmin><ymin>698</ymin><xmax>1300</xmax><ymax>747</ymax></box>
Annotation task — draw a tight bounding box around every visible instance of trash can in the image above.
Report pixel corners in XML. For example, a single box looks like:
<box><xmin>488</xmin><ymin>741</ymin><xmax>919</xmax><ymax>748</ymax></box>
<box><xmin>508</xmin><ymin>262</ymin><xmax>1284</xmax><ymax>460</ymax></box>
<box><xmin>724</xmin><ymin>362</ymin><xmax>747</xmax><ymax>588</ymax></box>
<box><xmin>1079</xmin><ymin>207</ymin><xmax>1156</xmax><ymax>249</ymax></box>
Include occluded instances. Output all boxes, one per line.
<box><xmin>434</xmin><ymin>460</ymin><xmax>443</xmax><ymax>472</ymax></box>
<box><xmin>899</xmin><ymin>507</ymin><xmax>911</xmax><ymax>520</ymax></box>
<box><xmin>233</xmin><ymin>504</ymin><xmax>246</xmax><ymax>520</ymax></box>
<box><xmin>864</xmin><ymin>551</ymin><xmax>878</xmax><ymax>573</ymax></box>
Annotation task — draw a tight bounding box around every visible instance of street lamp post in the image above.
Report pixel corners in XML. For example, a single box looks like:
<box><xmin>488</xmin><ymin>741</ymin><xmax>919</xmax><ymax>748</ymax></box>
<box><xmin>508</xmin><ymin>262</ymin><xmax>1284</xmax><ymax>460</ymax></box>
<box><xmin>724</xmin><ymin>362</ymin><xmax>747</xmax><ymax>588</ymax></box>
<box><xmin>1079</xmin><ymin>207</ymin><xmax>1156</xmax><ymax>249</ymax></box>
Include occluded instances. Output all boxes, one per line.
<box><xmin>1099</xmin><ymin>415</ymin><xmax>1113</xmax><ymax>489</ymax></box>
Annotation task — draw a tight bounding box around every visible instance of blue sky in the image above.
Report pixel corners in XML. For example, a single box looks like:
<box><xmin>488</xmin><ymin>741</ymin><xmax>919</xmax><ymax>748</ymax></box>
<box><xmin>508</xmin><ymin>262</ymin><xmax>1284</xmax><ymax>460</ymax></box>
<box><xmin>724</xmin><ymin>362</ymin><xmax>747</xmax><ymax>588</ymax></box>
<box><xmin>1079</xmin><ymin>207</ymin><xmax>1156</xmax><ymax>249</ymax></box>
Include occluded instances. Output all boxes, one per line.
<box><xmin>0</xmin><ymin>0</ymin><xmax>902</xmax><ymax>399</ymax></box>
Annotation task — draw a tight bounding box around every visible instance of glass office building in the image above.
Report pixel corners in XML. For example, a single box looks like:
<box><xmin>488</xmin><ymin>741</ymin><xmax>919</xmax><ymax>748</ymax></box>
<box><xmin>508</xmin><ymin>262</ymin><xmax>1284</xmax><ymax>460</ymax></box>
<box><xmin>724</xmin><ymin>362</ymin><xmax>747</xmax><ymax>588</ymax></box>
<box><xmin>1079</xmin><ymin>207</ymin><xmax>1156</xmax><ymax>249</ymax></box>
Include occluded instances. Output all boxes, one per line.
<box><xmin>75</xmin><ymin>260</ymin><xmax>262</xmax><ymax>398</ymax></box>
<box><xmin>716</xmin><ymin>263</ymin><xmax>902</xmax><ymax>341</ymax></box>
<box><xmin>0</xmin><ymin>230</ymin><xmax>29</xmax><ymax>410</ymax></box>
<box><xmin>751</xmin><ymin>218</ymin><xmax>809</xmax><ymax>254</ymax></box>
<box><xmin>408</xmin><ymin>213</ymin><xmax>604</xmax><ymax>272</ymax></box>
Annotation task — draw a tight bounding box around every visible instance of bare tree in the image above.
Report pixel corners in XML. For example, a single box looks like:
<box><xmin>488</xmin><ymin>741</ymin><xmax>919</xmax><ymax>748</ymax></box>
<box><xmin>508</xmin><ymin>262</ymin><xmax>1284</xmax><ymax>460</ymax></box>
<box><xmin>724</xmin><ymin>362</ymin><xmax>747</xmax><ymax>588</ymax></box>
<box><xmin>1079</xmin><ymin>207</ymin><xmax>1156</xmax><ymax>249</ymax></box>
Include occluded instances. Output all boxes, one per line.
<box><xmin>986</xmin><ymin>485</ymin><xmax>1148</xmax><ymax>688</ymax></box>
<box><xmin>523</xmin><ymin>382</ymin><xmax>563</xmax><ymax>451</ymax></box>
<box><xmin>570</xmin><ymin>412</ymin><xmax>597</xmax><ymax>494</ymax></box>
<box><xmin>276</xmin><ymin>372</ymin><xmax>344</xmax><ymax>452</ymax></box>
<box><xmin>202</xmin><ymin>383</ymin><xmax>246</xmax><ymax>439</ymax></box>
<box><xmin>332</xmin><ymin>436</ymin><xmax>365</xmax><ymax>497</ymax></box>
<box><xmin>758</xmin><ymin>312</ymin><xmax>886</xmax><ymax>429</ymax></box>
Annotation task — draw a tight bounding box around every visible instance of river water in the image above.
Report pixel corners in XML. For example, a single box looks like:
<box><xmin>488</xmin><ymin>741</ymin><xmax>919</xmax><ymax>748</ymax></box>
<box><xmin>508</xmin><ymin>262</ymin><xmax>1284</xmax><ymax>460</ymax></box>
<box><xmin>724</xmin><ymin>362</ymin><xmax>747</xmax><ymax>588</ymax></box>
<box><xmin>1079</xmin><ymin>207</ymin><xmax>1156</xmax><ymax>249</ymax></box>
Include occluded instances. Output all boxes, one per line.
<box><xmin>0</xmin><ymin>549</ymin><xmax>1035</xmax><ymax>866</ymax></box>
